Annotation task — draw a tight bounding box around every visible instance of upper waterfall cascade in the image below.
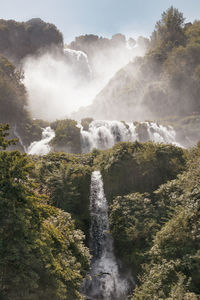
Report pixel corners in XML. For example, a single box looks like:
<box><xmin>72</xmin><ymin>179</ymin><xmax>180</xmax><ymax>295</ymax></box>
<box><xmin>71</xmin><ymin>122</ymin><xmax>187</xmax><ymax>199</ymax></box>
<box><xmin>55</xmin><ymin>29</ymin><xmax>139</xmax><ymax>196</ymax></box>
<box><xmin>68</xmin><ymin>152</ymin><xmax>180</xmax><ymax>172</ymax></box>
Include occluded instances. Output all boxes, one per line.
<box><xmin>79</xmin><ymin>120</ymin><xmax>181</xmax><ymax>153</ymax></box>
<box><xmin>63</xmin><ymin>48</ymin><xmax>92</xmax><ymax>79</ymax></box>
<box><xmin>79</xmin><ymin>120</ymin><xmax>137</xmax><ymax>153</ymax></box>
<box><xmin>26</xmin><ymin>120</ymin><xmax>181</xmax><ymax>156</ymax></box>
<box><xmin>83</xmin><ymin>170</ymin><xmax>132</xmax><ymax>299</ymax></box>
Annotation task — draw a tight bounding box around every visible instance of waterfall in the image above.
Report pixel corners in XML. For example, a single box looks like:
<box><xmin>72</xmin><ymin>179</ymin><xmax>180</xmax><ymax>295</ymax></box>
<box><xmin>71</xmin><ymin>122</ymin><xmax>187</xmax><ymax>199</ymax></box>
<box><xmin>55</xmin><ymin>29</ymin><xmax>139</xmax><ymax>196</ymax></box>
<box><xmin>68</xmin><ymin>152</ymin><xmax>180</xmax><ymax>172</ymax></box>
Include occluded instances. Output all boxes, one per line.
<box><xmin>80</xmin><ymin>120</ymin><xmax>137</xmax><ymax>153</ymax></box>
<box><xmin>64</xmin><ymin>48</ymin><xmax>92</xmax><ymax>79</ymax></box>
<box><xmin>27</xmin><ymin>126</ymin><xmax>55</xmax><ymax>155</ymax></box>
<box><xmin>83</xmin><ymin>171</ymin><xmax>132</xmax><ymax>300</ymax></box>
<box><xmin>145</xmin><ymin>122</ymin><xmax>181</xmax><ymax>145</ymax></box>
<box><xmin>26</xmin><ymin>121</ymin><xmax>182</xmax><ymax>156</ymax></box>
<box><xmin>64</xmin><ymin>48</ymin><xmax>90</xmax><ymax>66</ymax></box>
<box><xmin>79</xmin><ymin>120</ymin><xmax>181</xmax><ymax>153</ymax></box>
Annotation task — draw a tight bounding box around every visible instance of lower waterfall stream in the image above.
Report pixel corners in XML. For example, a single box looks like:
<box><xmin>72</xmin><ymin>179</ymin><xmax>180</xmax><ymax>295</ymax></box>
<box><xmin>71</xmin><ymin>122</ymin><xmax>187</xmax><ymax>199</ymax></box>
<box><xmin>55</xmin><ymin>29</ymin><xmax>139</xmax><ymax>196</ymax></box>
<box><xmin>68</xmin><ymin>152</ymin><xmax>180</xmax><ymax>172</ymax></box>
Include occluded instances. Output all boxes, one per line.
<box><xmin>83</xmin><ymin>171</ymin><xmax>133</xmax><ymax>300</ymax></box>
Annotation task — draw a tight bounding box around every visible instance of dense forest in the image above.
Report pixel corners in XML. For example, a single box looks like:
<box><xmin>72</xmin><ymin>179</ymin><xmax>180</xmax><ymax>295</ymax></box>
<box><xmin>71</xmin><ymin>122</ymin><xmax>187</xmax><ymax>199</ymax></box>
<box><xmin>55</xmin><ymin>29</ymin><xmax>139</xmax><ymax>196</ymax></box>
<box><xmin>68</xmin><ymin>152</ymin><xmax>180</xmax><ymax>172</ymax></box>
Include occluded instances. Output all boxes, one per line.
<box><xmin>1</xmin><ymin>122</ymin><xmax>200</xmax><ymax>299</ymax></box>
<box><xmin>0</xmin><ymin>6</ymin><xmax>200</xmax><ymax>300</ymax></box>
<box><xmin>0</xmin><ymin>18</ymin><xmax>63</xmax><ymax>63</ymax></box>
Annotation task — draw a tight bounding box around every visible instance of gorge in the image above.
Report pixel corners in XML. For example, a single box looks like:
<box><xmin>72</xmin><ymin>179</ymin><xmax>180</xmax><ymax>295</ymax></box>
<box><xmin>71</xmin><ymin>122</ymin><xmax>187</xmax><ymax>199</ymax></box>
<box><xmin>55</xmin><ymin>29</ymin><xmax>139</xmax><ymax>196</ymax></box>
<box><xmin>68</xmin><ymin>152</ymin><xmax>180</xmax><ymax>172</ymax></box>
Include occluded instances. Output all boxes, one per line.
<box><xmin>0</xmin><ymin>6</ymin><xmax>200</xmax><ymax>299</ymax></box>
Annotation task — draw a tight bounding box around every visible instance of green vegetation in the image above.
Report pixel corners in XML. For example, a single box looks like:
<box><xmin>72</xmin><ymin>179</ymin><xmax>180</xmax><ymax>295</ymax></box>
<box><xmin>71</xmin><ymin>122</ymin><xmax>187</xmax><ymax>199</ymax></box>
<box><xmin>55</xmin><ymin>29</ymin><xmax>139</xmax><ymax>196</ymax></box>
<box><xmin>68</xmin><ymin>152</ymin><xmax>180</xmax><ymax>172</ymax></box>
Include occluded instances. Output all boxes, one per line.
<box><xmin>0</xmin><ymin>18</ymin><xmax>63</xmax><ymax>63</ymax></box>
<box><xmin>77</xmin><ymin>6</ymin><xmax>200</xmax><ymax>147</ymax></box>
<box><xmin>0</xmin><ymin>55</ymin><xmax>43</xmax><ymax>149</ymax></box>
<box><xmin>131</xmin><ymin>151</ymin><xmax>200</xmax><ymax>299</ymax></box>
<box><xmin>50</xmin><ymin>119</ymin><xmax>81</xmax><ymax>153</ymax></box>
<box><xmin>0</xmin><ymin>55</ymin><xmax>27</xmax><ymax>124</ymax></box>
<box><xmin>0</xmin><ymin>18</ymin><xmax>63</xmax><ymax>148</ymax></box>
<box><xmin>107</xmin><ymin>144</ymin><xmax>200</xmax><ymax>299</ymax></box>
<box><xmin>35</xmin><ymin>151</ymin><xmax>93</xmax><ymax>241</ymax></box>
<box><xmin>1</xmin><ymin>121</ymin><xmax>200</xmax><ymax>299</ymax></box>
<box><xmin>81</xmin><ymin>118</ymin><xmax>93</xmax><ymax>131</ymax></box>
<box><xmin>110</xmin><ymin>192</ymin><xmax>157</xmax><ymax>275</ymax></box>
<box><xmin>1</xmin><ymin>6</ymin><xmax>200</xmax><ymax>299</ymax></box>
<box><xmin>94</xmin><ymin>141</ymin><xmax>185</xmax><ymax>202</ymax></box>
<box><xmin>0</xmin><ymin>124</ymin><xmax>90</xmax><ymax>299</ymax></box>
<box><xmin>150</xmin><ymin>6</ymin><xmax>185</xmax><ymax>59</ymax></box>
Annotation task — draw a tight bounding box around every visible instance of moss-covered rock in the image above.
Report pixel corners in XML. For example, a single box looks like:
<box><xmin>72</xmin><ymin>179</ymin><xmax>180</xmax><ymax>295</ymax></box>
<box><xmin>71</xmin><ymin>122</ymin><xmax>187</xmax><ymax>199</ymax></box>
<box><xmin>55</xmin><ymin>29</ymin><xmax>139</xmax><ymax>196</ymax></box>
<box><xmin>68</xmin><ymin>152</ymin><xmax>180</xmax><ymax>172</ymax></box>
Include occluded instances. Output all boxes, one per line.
<box><xmin>134</xmin><ymin>122</ymin><xmax>150</xmax><ymax>142</ymax></box>
<box><xmin>94</xmin><ymin>141</ymin><xmax>186</xmax><ymax>203</ymax></box>
<box><xmin>50</xmin><ymin>119</ymin><xmax>81</xmax><ymax>153</ymax></box>
<box><xmin>81</xmin><ymin>117</ymin><xmax>93</xmax><ymax>131</ymax></box>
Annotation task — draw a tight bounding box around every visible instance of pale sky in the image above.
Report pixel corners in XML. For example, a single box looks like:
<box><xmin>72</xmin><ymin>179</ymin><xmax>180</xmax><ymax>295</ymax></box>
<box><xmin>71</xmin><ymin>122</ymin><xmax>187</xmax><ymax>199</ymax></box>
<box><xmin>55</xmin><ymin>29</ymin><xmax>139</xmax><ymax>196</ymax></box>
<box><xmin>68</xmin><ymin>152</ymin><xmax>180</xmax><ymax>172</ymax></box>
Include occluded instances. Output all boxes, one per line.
<box><xmin>0</xmin><ymin>0</ymin><xmax>200</xmax><ymax>42</ymax></box>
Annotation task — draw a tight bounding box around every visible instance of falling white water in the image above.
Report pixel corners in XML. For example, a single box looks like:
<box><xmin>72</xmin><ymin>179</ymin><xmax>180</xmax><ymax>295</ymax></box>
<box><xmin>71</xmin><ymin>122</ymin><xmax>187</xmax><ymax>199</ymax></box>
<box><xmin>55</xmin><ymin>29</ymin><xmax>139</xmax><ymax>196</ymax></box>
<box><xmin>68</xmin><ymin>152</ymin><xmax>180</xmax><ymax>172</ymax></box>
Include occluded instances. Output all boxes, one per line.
<box><xmin>63</xmin><ymin>48</ymin><xmax>92</xmax><ymax>79</ymax></box>
<box><xmin>27</xmin><ymin>126</ymin><xmax>55</xmax><ymax>155</ymax></box>
<box><xmin>23</xmin><ymin>50</ymin><xmax>95</xmax><ymax>121</ymax></box>
<box><xmin>64</xmin><ymin>48</ymin><xmax>92</xmax><ymax>69</ymax></box>
<box><xmin>64</xmin><ymin>48</ymin><xmax>89</xmax><ymax>61</ymax></box>
<box><xmin>79</xmin><ymin>120</ymin><xmax>138</xmax><ymax>153</ymax></box>
<box><xmin>79</xmin><ymin>120</ymin><xmax>181</xmax><ymax>153</ymax></box>
<box><xmin>145</xmin><ymin>122</ymin><xmax>181</xmax><ymax>146</ymax></box>
<box><xmin>83</xmin><ymin>171</ymin><xmax>132</xmax><ymax>299</ymax></box>
<box><xmin>26</xmin><ymin>121</ymin><xmax>182</xmax><ymax>156</ymax></box>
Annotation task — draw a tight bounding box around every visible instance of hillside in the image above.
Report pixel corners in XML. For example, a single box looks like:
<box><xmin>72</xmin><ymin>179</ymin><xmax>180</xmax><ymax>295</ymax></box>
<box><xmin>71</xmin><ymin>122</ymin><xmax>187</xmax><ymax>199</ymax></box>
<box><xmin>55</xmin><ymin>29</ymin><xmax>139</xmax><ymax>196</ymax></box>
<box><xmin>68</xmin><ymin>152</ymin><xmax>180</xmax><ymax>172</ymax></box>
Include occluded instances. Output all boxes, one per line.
<box><xmin>0</xmin><ymin>6</ymin><xmax>200</xmax><ymax>300</ymax></box>
<box><xmin>0</xmin><ymin>18</ymin><xmax>63</xmax><ymax>64</ymax></box>
<box><xmin>73</xmin><ymin>7</ymin><xmax>200</xmax><ymax>145</ymax></box>
<box><xmin>1</xmin><ymin>122</ymin><xmax>200</xmax><ymax>299</ymax></box>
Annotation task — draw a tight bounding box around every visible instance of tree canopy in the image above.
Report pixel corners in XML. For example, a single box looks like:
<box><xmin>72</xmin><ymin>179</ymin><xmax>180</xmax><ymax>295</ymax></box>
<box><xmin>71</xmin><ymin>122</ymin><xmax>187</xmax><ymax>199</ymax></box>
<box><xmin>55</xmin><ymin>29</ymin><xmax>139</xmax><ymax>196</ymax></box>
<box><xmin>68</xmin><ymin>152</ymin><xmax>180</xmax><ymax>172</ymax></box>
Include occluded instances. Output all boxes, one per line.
<box><xmin>0</xmin><ymin>124</ymin><xmax>90</xmax><ymax>299</ymax></box>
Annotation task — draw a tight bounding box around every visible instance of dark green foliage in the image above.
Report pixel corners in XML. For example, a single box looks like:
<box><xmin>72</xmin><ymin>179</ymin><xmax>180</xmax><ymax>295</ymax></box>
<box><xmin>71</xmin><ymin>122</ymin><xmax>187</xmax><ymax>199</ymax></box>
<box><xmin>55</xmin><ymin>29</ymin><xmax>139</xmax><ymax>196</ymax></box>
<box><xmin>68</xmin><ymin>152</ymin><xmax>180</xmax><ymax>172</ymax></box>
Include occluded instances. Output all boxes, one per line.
<box><xmin>1</xmin><ymin>122</ymin><xmax>200</xmax><ymax>299</ymax></box>
<box><xmin>0</xmin><ymin>55</ymin><xmax>43</xmax><ymax>148</ymax></box>
<box><xmin>0</xmin><ymin>56</ymin><xmax>27</xmax><ymax>123</ymax></box>
<box><xmin>0</xmin><ymin>123</ymin><xmax>17</xmax><ymax>149</ymax></box>
<box><xmin>110</xmin><ymin>193</ymin><xmax>159</xmax><ymax>275</ymax></box>
<box><xmin>0</xmin><ymin>18</ymin><xmax>63</xmax><ymax>63</ymax></box>
<box><xmin>81</xmin><ymin>118</ymin><xmax>93</xmax><ymax>131</ymax></box>
<box><xmin>17</xmin><ymin>119</ymin><xmax>43</xmax><ymax>148</ymax></box>
<box><xmin>0</xmin><ymin>18</ymin><xmax>63</xmax><ymax>147</ymax></box>
<box><xmin>68</xmin><ymin>33</ymin><xmax>126</xmax><ymax>59</ymax></box>
<box><xmin>142</xmin><ymin>9</ymin><xmax>200</xmax><ymax>120</ymax></box>
<box><xmin>105</xmin><ymin>143</ymin><xmax>200</xmax><ymax>299</ymax></box>
<box><xmin>94</xmin><ymin>141</ymin><xmax>185</xmax><ymax>202</ymax></box>
<box><xmin>150</xmin><ymin>6</ymin><xmax>185</xmax><ymax>56</ymax></box>
<box><xmin>36</xmin><ymin>152</ymin><xmax>92</xmax><ymax>240</ymax></box>
<box><xmin>50</xmin><ymin>119</ymin><xmax>81</xmax><ymax>154</ymax></box>
<box><xmin>0</xmin><ymin>125</ymin><xmax>90</xmax><ymax>299</ymax></box>
<box><xmin>1</xmin><ymin>8</ymin><xmax>200</xmax><ymax>298</ymax></box>
<box><xmin>131</xmin><ymin>152</ymin><xmax>200</xmax><ymax>299</ymax></box>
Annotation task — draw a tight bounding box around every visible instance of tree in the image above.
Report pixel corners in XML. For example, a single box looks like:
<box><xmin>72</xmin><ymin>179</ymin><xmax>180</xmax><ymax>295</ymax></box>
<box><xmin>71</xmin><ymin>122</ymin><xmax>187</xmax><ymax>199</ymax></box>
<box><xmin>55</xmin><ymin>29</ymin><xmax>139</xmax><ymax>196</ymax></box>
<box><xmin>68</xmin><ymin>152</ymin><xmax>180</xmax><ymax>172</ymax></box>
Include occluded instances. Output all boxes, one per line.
<box><xmin>132</xmin><ymin>152</ymin><xmax>200</xmax><ymax>299</ymax></box>
<box><xmin>110</xmin><ymin>192</ymin><xmax>158</xmax><ymax>275</ymax></box>
<box><xmin>0</xmin><ymin>18</ymin><xmax>63</xmax><ymax>63</ymax></box>
<box><xmin>150</xmin><ymin>6</ymin><xmax>185</xmax><ymax>56</ymax></box>
<box><xmin>0</xmin><ymin>123</ymin><xmax>17</xmax><ymax>149</ymax></box>
<box><xmin>51</xmin><ymin>119</ymin><xmax>81</xmax><ymax>153</ymax></box>
<box><xmin>0</xmin><ymin>124</ymin><xmax>90</xmax><ymax>299</ymax></box>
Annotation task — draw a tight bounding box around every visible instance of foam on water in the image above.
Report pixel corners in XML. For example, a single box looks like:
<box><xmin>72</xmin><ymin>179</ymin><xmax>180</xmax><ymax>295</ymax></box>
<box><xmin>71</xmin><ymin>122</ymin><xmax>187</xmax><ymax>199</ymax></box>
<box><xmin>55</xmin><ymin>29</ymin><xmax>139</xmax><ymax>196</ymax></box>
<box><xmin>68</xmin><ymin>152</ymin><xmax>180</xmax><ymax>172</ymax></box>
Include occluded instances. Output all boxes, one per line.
<box><xmin>83</xmin><ymin>171</ymin><xmax>133</xmax><ymax>299</ymax></box>
<box><xmin>79</xmin><ymin>120</ymin><xmax>138</xmax><ymax>153</ymax></box>
<box><xmin>26</xmin><ymin>121</ymin><xmax>181</xmax><ymax>156</ymax></box>
<box><xmin>27</xmin><ymin>126</ymin><xmax>55</xmax><ymax>155</ymax></box>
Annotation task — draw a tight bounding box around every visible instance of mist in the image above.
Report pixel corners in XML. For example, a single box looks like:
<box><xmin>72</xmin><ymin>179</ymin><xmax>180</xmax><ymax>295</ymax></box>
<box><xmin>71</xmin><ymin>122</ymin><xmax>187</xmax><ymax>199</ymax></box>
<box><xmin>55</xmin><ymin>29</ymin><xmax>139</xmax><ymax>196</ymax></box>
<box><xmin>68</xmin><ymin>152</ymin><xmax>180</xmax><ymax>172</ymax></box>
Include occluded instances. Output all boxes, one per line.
<box><xmin>23</xmin><ymin>35</ymin><xmax>147</xmax><ymax>121</ymax></box>
<box><xmin>23</xmin><ymin>51</ymin><xmax>97</xmax><ymax>121</ymax></box>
